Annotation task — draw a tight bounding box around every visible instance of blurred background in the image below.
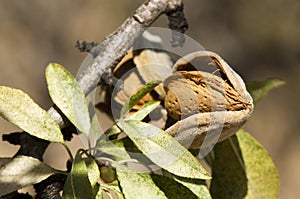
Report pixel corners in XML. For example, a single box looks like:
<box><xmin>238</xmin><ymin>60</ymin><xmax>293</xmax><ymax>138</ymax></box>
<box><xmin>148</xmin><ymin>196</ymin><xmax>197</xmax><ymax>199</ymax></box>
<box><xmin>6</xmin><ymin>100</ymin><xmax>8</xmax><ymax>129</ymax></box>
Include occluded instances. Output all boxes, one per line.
<box><xmin>0</xmin><ymin>0</ymin><xmax>299</xmax><ymax>198</ymax></box>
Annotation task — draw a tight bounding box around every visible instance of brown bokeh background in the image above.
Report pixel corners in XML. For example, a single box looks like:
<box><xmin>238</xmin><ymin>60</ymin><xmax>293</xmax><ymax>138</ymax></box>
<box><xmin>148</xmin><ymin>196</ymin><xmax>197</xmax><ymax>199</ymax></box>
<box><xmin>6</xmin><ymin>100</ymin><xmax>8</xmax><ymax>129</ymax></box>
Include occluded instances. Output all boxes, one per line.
<box><xmin>0</xmin><ymin>0</ymin><xmax>299</xmax><ymax>198</ymax></box>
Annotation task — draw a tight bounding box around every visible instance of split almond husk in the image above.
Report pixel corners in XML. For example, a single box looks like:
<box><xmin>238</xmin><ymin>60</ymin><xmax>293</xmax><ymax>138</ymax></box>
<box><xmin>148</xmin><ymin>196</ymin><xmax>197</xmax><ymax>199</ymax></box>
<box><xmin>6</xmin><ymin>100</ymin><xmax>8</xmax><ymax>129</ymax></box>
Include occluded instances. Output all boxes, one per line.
<box><xmin>164</xmin><ymin>51</ymin><xmax>253</xmax><ymax>149</ymax></box>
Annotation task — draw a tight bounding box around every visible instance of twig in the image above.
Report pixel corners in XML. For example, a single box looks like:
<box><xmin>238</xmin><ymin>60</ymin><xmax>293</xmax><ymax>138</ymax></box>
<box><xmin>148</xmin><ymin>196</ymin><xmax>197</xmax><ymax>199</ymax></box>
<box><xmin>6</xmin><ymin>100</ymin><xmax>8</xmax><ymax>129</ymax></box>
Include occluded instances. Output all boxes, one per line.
<box><xmin>4</xmin><ymin>0</ymin><xmax>188</xmax><ymax>160</ymax></box>
<box><xmin>166</xmin><ymin>3</ymin><xmax>188</xmax><ymax>46</ymax></box>
<box><xmin>3</xmin><ymin>1</ymin><xmax>188</xmax><ymax>197</ymax></box>
<box><xmin>75</xmin><ymin>40</ymin><xmax>99</xmax><ymax>54</ymax></box>
<box><xmin>47</xmin><ymin>0</ymin><xmax>187</xmax><ymax>129</ymax></box>
<box><xmin>77</xmin><ymin>0</ymin><xmax>187</xmax><ymax>95</ymax></box>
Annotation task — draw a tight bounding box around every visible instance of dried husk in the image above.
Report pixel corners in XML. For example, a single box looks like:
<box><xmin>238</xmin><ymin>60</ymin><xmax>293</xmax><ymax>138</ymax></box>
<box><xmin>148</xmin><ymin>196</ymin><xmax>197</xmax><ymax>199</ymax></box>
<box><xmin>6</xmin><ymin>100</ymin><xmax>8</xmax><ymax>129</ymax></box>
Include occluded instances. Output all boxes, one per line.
<box><xmin>164</xmin><ymin>51</ymin><xmax>253</xmax><ymax>149</ymax></box>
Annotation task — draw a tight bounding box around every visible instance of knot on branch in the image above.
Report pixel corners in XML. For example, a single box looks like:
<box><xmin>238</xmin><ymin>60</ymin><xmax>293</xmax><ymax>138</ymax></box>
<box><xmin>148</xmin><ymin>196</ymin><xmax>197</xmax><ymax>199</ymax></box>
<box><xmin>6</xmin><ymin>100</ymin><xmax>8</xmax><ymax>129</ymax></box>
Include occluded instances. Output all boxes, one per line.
<box><xmin>166</xmin><ymin>3</ymin><xmax>188</xmax><ymax>47</ymax></box>
<box><xmin>75</xmin><ymin>40</ymin><xmax>99</xmax><ymax>54</ymax></box>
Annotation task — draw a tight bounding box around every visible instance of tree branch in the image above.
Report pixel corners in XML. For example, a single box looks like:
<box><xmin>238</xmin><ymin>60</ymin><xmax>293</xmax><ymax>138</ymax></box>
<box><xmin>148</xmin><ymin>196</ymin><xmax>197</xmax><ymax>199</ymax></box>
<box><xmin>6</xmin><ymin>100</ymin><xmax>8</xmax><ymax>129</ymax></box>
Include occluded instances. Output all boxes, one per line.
<box><xmin>5</xmin><ymin>0</ymin><xmax>188</xmax><ymax>158</ymax></box>
<box><xmin>46</xmin><ymin>0</ymin><xmax>187</xmax><ymax>129</ymax></box>
<box><xmin>2</xmin><ymin>0</ymin><xmax>188</xmax><ymax>198</ymax></box>
<box><xmin>77</xmin><ymin>0</ymin><xmax>187</xmax><ymax>95</ymax></box>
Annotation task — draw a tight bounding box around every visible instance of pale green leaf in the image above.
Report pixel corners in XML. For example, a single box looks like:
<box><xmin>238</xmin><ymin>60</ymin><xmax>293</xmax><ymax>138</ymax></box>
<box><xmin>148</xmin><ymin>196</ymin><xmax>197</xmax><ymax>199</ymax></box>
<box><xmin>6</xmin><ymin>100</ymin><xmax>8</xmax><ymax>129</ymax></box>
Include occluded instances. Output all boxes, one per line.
<box><xmin>116</xmin><ymin>165</ymin><xmax>167</xmax><ymax>199</ymax></box>
<box><xmin>95</xmin><ymin>187</ymin><xmax>103</xmax><ymax>199</ymax></box>
<box><xmin>246</xmin><ymin>78</ymin><xmax>285</xmax><ymax>105</ymax></box>
<box><xmin>0</xmin><ymin>86</ymin><xmax>64</xmax><ymax>143</ymax></box>
<box><xmin>90</xmin><ymin>114</ymin><xmax>100</xmax><ymax>139</ymax></box>
<box><xmin>101</xmin><ymin>180</ymin><xmax>124</xmax><ymax>199</ymax></box>
<box><xmin>102</xmin><ymin>125</ymin><xmax>121</xmax><ymax>140</ymax></box>
<box><xmin>210</xmin><ymin>130</ymin><xmax>279</xmax><ymax>199</ymax></box>
<box><xmin>0</xmin><ymin>156</ymin><xmax>58</xmax><ymax>196</ymax></box>
<box><xmin>62</xmin><ymin>151</ymin><xmax>93</xmax><ymax>199</ymax></box>
<box><xmin>85</xmin><ymin>156</ymin><xmax>100</xmax><ymax>195</ymax></box>
<box><xmin>46</xmin><ymin>63</ymin><xmax>91</xmax><ymax>135</ymax></box>
<box><xmin>98</xmin><ymin>101</ymin><xmax>160</xmax><ymax>144</ymax></box>
<box><xmin>96</xmin><ymin>139</ymin><xmax>131</xmax><ymax>161</ymax></box>
<box><xmin>120</xmin><ymin>80</ymin><xmax>161</xmax><ymax>118</ymax></box>
<box><xmin>127</xmin><ymin>101</ymin><xmax>161</xmax><ymax>121</ymax></box>
<box><xmin>117</xmin><ymin>120</ymin><xmax>210</xmax><ymax>179</ymax></box>
<box><xmin>163</xmin><ymin>170</ymin><xmax>212</xmax><ymax>199</ymax></box>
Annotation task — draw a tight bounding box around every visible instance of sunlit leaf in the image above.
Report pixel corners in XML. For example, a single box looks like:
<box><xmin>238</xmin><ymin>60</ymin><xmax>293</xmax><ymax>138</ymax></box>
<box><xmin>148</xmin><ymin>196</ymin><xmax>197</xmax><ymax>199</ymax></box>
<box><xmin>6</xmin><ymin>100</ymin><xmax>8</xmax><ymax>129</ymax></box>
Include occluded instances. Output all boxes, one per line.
<box><xmin>101</xmin><ymin>180</ymin><xmax>124</xmax><ymax>199</ymax></box>
<box><xmin>102</xmin><ymin>125</ymin><xmax>121</xmax><ymax>139</ymax></box>
<box><xmin>117</xmin><ymin>120</ymin><xmax>210</xmax><ymax>179</ymax></box>
<box><xmin>95</xmin><ymin>187</ymin><xmax>103</xmax><ymax>199</ymax></box>
<box><xmin>246</xmin><ymin>78</ymin><xmax>285</xmax><ymax>105</ymax></box>
<box><xmin>0</xmin><ymin>156</ymin><xmax>58</xmax><ymax>196</ymax></box>
<box><xmin>97</xmin><ymin>100</ymin><xmax>161</xmax><ymax>145</ymax></box>
<box><xmin>0</xmin><ymin>86</ymin><xmax>64</xmax><ymax>143</ymax></box>
<box><xmin>127</xmin><ymin>101</ymin><xmax>161</xmax><ymax>121</ymax></box>
<box><xmin>90</xmin><ymin>114</ymin><xmax>101</xmax><ymax>140</ymax></box>
<box><xmin>96</xmin><ymin>139</ymin><xmax>131</xmax><ymax>161</ymax></box>
<box><xmin>116</xmin><ymin>165</ymin><xmax>167</xmax><ymax>199</ymax></box>
<box><xmin>85</xmin><ymin>156</ymin><xmax>100</xmax><ymax>195</ymax></box>
<box><xmin>46</xmin><ymin>63</ymin><xmax>91</xmax><ymax>135</ymax></box>
<box><xmin>120</xmin><ymin>80</ymin><xmax>161</xmax><ymax>118</ymax></box>
<box><xmin>210</xmin><ymin>130</ymin><xmax>279</xmax><ymax>199</ymax></box>
<box><xmin>62</xmin><ymin>151</ymin><xmax>93</xmax><ymax>199</ymax></box>
<box><xmin>163</xmin><ymin>170</ymin><xmax>212</xmax><ymax>199</ymax></box>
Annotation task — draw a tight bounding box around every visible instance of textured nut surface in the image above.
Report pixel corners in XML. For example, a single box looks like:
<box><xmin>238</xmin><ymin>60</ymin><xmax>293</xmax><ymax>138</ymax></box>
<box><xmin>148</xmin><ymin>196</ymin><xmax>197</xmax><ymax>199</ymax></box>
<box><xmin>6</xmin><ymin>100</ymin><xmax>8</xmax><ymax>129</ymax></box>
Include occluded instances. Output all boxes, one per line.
<box><xmin>164</xmin><ymin>51</ymin><xmax>254</xmax><ymax>149</ymax></box>
<box><xmin>164</xmin><ymin>71</ymin><xmax>249</xmax><ymax>120</ymax></box>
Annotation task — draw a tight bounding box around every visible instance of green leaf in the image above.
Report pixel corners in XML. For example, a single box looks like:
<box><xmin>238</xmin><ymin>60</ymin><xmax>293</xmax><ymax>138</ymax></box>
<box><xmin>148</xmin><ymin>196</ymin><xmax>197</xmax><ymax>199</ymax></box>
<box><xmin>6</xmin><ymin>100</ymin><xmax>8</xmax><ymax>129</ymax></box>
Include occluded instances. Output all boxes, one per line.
<box><xmin>62</xmin><ymin>151</ymin><xmax>94</xmax><ymax>199</ymax></box>
<box><xmin>116</xmin><ymin>165</ymin><xmax>167</xmax><ymax>199</ymax></box>
<box><xmin>246</xmin><ymin>78</ymin><xmax>285</xmax><ymax>105</ymax></box>
<box><xmin>151</xmin><ymin>174</ymin><xmax>201</xmax><ymax>199</ymax></box>
<box><xmin>96</xmin><ymin>139</ymin><xmax>131</xmax><ymax>161</ymax></box>
<box><xmin>163</xmin><ymin>171</ymin><xmax>212</xmax><ymax>199</ymax></box>
<box><xmin>46</xmin><ymin>63</ymin><xmax>91</xmax><ymax>135</ymax></box>
<box><xmin>117</xmin><ymin>120</ymin><xmax>210</xmax><ymax>179</ymax></box>
<box><xmin>97</xmin><ymin>100</ymin><xmax>160</xmax><ymax>145</ymax></box>
<box><xmin>101</xmin><ymin>180</ymin><xmax>124</xmax><ymax>199</ymax></box>
<box><xmin>102</xmin><ymin>125</ymin><xmax>122</xmax><ymax>140</ymax></box>
<box><xmin>0</xmin><ymin>86</ymin><xmax>64</xmax><ymax>143</ymax></box>
<box><xmin>120</xmin><ymin>80</ymin><xmax>161</xmax><ymax>118</ymax></box>
<box><xmin>95</xmin><ymin>187</ymin><xmax>103</xmax><ymax>199</ymax></box>
<box><xmin>210</xmin><ymin>130</ymin><xmax>279</xmax><ymax>199</ymax></box>
<box><xmin>127</xmin><ymin>101</ymin><xmax>161</xmax><ymax>121</ymax></box>
<box><xmin>85</xmin><ymin>156</ymin><xmax>100</xmax><ymax>195</ymax></box>
<box><xmin>0</xmin><ymin>156</ymin><xmax>58</xmax><ymax>196</ymax></box>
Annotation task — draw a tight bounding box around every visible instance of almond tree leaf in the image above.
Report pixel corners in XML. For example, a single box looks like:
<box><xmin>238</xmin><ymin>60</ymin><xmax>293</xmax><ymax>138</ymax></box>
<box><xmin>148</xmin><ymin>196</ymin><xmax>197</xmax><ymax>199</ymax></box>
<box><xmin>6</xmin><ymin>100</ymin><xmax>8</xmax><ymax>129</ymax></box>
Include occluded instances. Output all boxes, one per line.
<box><xmin>85</xmin><ymin>156</ymin><xmax>100</xmax><ymax>196</ymax></box>
<box><xmin>0</xmin><ymin>156</ymin><xmax>59</xmax><ymax>196</ymax></box>
<box><xmin>210</xmin><ymin>130</ymin><xmax>279</xmax><ymax>199</ymax></box>
<box><xmin>116</xmin><ymin>164</ymin><xmax>167</xmax><ymax>199</ymax></box>
<box><xmin>117</xmin><ymin>120</ymin><xmax>210</xmax><ymax>179</ymax></box>
<box><xmin>151</xmin><ymin>174</ymin><xmax>201</xmax><ymax>199</ymax></box>
<box><xmin>120</xmin><ymin>80</ymin><xmax>161</xmax><ymax>118</ymax></box>
<box><xmin>46</xmin><ymin>63</ymin><xmax>91</xmax><ymax>135</ymax></box>
<box><xmin>246</xmin><ymin>78</ymin><xmax>285</xmax><ymax>105</ymax></box>
<box><xmin>100</xmin><ymin>180</ymin><xmax>124</xmax><ymax>199</ymax></box>
<box><xmin>127</xmin><ymin>101</ymin><xmax>161</xmax><ymax>121</ymax></box>
<box><xmin>162</xmin><ymin>170</ymin><xmax>212</xmax><ymax>199</ymax></box>
<box><xmin>95</xmin><ymin>187</ymin><xmax>103</xmax><ymax>199</ymax></box>
<box><xmin>101</xmin><ymin>125</ymin><xmax>122</xmax><ymax>140</ymax></box>
<box><xmin>62</xmin><ymin>151</ymin><xmax>93</xmax><ymax>199</ymax></box>
<box><xmin>97</xmin><ymin>101</ymin><xmax>160</xmax><ymax>144</ymax></box>
<box><xmin>0</xmin><ymin>86</ymin><xmax>64</xmax><ymax>143</ymax></box>
<box><xmin>95</xmin><ymin>139</ymin><xmax>131</xmax><ymax>161</ymax></box>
